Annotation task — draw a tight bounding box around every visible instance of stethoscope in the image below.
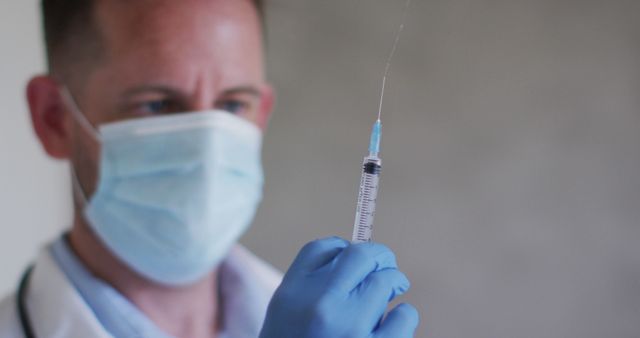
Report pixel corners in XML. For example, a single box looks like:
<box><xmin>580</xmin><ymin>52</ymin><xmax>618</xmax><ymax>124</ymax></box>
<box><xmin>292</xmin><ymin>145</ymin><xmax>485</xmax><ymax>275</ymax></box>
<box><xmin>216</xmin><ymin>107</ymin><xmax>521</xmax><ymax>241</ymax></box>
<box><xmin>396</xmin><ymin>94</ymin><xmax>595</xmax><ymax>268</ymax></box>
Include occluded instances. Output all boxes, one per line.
<box><xmin>17</xmin><ymin>265</ymin><xmax>36</xmax><ymax>338</ymax></box>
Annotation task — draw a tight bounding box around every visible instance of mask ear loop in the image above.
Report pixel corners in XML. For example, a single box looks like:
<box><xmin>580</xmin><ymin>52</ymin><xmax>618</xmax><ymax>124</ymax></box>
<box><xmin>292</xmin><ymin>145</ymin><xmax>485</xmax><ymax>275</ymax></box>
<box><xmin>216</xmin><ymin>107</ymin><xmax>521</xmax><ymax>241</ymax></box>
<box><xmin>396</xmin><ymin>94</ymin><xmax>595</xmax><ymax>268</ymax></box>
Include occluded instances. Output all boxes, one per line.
<box><xmin>70</xmin><ymin>167</ymin><xmax>90</xmax><ymax>207</ymax></box>
<box><xmin>60</xmin><ymin>87</ymin><xmax>101</xmax><ymax>141</ymax></box>
<box><xmin>60</xmin><ymin>86</ymin><xmax>97</xmax><ymax>207</ymax></box>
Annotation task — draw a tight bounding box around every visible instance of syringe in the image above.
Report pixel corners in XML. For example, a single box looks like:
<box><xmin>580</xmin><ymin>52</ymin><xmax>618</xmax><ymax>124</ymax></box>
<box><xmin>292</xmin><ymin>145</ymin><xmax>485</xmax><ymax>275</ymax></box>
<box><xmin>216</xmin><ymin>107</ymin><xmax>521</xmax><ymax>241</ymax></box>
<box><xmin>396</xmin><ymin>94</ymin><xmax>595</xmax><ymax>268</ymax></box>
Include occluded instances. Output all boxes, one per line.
<box><xmin>351</xmin><ymin>0</ymin><xmax>411</xmax><ymax>243</ymax></box>
<box><xmin>352</xmin><ymin>119</ymin><xmax>382</xmax><ymax>243</ymax></box>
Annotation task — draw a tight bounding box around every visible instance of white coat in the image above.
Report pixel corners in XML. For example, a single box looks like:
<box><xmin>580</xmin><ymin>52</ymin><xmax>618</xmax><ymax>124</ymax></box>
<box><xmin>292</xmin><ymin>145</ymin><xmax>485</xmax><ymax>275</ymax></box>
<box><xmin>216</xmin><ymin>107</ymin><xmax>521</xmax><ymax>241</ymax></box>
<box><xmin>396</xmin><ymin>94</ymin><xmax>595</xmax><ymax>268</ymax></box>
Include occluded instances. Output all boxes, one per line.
<box><xmin>0</xmin><ymin>246</ymin><xmax>282</xmax><ymax>338</ymax></box>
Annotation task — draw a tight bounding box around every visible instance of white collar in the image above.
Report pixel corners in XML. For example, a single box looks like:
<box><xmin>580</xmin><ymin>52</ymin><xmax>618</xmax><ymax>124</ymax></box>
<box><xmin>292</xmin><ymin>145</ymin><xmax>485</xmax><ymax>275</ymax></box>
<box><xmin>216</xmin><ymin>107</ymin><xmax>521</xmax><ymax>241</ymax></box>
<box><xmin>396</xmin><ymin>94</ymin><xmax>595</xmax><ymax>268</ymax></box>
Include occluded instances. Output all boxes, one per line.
<box><xmin>25</xmin><ymin>244</ymin><xmax>282</xmax><ymax>338</ymax></box>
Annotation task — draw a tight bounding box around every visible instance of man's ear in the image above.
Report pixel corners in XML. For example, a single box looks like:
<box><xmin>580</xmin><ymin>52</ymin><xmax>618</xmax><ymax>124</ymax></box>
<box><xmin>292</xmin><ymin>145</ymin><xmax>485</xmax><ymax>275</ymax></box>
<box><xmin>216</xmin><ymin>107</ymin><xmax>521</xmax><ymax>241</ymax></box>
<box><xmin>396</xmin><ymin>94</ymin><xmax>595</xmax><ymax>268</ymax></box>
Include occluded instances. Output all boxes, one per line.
<box><xmin>26</xmin><ymin>76</ymin><xmax>72</xmax><ymax>159</ymax></box>
<box><xmin>258</xmin><ymin>83</ymin><xmax>275</xmax><ymax>131</ymax></box>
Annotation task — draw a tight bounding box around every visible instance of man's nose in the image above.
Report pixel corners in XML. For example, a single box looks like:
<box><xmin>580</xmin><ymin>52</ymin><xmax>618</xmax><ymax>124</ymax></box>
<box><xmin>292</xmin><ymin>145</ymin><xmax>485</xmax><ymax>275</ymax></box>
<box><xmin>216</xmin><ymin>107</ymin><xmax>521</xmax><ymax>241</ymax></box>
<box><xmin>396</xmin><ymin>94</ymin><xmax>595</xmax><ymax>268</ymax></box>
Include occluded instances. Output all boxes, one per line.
<box><xmin>189</xmin><ymin>82</ymin><xmax>219</xmax><ymax>111</ymax></box>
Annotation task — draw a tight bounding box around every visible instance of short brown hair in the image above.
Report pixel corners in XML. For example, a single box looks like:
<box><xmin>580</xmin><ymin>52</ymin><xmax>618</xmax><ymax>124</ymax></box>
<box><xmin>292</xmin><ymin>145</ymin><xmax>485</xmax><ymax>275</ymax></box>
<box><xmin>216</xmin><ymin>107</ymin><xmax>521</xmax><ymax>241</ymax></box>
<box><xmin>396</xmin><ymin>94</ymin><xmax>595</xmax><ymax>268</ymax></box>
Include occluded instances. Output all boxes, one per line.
<box><xmin>41</xmin><ymin>0</ymin><xmax>265</xmax><ymax>81</ymax></box>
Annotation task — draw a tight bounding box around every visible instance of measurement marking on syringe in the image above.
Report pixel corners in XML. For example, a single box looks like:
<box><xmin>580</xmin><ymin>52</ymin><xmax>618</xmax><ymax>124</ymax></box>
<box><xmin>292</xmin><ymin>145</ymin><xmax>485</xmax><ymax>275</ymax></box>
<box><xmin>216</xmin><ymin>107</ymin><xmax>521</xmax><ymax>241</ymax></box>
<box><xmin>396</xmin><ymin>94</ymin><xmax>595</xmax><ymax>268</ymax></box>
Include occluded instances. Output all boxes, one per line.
<box><xmin>353</xmin><ymin>166</ymin><xmax>380</xmax><ymax>243</ymax></box>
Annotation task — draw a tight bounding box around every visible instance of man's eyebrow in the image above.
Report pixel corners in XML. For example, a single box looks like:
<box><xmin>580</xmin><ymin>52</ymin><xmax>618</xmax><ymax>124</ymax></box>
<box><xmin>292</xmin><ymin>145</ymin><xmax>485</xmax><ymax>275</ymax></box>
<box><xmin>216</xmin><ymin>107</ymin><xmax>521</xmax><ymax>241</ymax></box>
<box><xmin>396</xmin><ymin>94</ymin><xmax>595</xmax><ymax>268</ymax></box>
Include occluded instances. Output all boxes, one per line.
<box><xmin>121</xmin><ymin>85</ymin><xmax>184</xmax><ymax>99</ymax></box>
<box><xmin>220</xmin><ymin>86</ymin><xmax>261</xmax><ymax>97</ymax></box>
<box><xmin>120</xmin><ymin>85</ymin><xmax>261</xmax><ymax>98</ymax></box>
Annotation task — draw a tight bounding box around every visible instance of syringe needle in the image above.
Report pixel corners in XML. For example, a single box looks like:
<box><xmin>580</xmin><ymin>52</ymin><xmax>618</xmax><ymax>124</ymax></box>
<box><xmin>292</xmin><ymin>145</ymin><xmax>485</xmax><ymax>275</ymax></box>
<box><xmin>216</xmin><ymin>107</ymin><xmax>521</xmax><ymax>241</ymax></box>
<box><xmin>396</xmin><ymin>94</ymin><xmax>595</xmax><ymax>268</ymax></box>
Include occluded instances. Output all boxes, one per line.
<box><xmin>377</xmin><ymin>0</ymin><xmax>411</xmax><ymax>122</ymax></box>
<box><xmin>377</xmin><ymin>75</ymin><xmax>386</xmax><ymax>122</ymax></box>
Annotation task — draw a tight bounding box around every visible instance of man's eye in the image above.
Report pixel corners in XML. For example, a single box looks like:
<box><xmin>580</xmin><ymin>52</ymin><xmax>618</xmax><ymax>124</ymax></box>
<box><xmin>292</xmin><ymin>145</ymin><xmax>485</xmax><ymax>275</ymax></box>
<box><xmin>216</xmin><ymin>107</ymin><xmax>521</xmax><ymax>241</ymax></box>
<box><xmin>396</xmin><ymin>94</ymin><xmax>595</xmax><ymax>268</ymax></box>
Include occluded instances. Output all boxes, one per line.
<box><xmin>217</xmin><ymin>99</ymin><xmax>249</xmax><ymax>115</ymax></box>
<box><xmin>131</xmin><ymin>100</ymin><xmax>176</xmax><ymax>116</ymax></box>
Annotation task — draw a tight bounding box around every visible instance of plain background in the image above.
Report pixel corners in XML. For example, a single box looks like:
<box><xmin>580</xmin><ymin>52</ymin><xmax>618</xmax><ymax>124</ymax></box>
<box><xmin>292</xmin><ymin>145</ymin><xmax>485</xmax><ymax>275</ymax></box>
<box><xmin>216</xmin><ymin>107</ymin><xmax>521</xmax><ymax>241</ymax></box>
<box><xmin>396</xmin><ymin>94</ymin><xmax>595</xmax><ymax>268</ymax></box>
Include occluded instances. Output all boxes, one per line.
<box><xmin>0</xmin><ymin>0</ymin><xmax>73</xmax><ymax>301</ymax></box>
<box><xmin>2</xmin><ymin>1</ymin><xmax>639</xmax><ymax>337</ymax></box>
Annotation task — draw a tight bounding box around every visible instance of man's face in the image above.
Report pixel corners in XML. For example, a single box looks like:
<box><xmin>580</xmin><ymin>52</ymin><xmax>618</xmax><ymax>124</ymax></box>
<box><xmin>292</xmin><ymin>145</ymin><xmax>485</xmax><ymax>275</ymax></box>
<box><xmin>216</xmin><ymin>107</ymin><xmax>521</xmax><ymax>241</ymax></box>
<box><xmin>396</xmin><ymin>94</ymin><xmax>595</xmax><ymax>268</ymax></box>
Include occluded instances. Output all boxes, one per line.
<box><xmin>67</xmin><ymin>0</ymin><xmax>272</xmax><ymax>195</ymax></box>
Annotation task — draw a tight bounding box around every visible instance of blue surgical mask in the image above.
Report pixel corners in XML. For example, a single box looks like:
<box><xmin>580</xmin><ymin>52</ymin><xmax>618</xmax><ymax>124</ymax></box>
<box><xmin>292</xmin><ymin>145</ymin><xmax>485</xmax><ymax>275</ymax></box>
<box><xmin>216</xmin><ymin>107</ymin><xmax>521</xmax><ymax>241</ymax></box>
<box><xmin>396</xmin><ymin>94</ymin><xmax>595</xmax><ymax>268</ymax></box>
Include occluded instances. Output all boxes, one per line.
<box><xmin>62</xmin><ymin>88</ymin><xmax>264</xmax><ymax>286</ymax></box>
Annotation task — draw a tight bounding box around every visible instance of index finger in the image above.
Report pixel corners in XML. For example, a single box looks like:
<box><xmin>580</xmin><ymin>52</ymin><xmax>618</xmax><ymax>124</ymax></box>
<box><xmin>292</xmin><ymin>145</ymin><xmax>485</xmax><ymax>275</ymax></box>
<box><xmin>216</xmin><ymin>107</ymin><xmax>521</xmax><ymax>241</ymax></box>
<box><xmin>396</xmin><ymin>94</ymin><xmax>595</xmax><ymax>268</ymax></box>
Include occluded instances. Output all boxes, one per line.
<box><xmin>290</xmin><ymin>236</ymin><xmax>350</xmax><ymax>273</ymax></box>
<box><xmin>328</xmin><ymin>242</ymin><xmax>399</xmax><ymax>293</ymax></box>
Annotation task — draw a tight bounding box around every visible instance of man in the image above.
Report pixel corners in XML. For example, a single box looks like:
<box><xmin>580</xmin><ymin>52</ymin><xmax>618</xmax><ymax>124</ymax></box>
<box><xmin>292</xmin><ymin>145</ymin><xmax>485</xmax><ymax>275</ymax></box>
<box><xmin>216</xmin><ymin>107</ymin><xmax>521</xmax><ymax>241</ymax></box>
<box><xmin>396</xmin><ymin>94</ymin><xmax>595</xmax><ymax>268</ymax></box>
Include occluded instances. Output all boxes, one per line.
<box><xmin>0</xmin><ymin>0</ymin><xmax>419</xmax><ymax>337</ymax></box>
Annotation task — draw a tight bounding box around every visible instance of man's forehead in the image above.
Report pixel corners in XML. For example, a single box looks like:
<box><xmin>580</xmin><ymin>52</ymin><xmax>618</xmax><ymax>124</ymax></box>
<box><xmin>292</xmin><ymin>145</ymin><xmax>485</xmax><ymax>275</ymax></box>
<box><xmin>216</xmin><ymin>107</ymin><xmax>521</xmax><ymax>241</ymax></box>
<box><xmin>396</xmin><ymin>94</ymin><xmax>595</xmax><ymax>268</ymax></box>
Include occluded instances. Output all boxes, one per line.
<box><xmin>96</xmin><ymin>0</ymin><xmax>257</xmax><ymax>17</ymax></box>
<box><xmin>77</xmin><ymin>0</ymin><xmax>265</xmax><ymax>111</ymax></box>
<box><xmin>96</xmin><ymin>0</ymin><xmax>260</xmax><ymax>43</ymax></box>
<box><xmin>90</xmin><ymin>0</ymin><xmax>263</xmax><ymax>82</ymax></box>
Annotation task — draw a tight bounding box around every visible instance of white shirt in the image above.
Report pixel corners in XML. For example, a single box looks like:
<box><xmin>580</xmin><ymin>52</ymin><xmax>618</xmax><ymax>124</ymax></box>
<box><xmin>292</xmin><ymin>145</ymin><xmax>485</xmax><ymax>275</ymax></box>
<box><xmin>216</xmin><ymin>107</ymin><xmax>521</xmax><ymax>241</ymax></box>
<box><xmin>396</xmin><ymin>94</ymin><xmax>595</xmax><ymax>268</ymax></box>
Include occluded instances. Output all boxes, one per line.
<box><xmin>0</xmin><ymin>239</ymin><xmax>282</xmax><ymax>338</ymax></box>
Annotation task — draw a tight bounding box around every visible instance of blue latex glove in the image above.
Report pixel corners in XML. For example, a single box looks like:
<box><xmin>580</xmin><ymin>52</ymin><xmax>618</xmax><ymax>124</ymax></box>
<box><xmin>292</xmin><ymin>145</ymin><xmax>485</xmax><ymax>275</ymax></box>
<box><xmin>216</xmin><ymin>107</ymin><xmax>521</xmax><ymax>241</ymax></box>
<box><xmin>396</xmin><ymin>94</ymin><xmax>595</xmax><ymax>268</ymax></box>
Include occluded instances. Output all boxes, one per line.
<box><xmin>259</xmin><ymin>237</ymin><xmax>419</xmax><ymax>338</ymax></box>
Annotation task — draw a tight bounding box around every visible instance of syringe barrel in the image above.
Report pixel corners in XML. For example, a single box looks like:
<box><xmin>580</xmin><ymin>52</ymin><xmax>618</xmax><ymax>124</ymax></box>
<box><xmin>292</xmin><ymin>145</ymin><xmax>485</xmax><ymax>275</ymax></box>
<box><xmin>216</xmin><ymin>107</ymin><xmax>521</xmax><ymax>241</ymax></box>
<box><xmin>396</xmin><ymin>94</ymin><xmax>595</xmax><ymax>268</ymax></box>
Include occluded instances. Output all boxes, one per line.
<box><xmin>352</xmin><ymin>157</ymin><xmax>382</xmax><ymax>243</ymax></box>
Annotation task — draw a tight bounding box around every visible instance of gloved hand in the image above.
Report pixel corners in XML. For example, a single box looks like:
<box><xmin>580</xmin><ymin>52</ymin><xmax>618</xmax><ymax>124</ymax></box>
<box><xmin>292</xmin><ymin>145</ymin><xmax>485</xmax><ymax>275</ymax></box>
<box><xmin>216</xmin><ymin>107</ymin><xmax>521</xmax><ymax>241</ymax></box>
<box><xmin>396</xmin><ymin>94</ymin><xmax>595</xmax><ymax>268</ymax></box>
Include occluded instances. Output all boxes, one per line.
<box><xmin>259</xmin><ymin>236</ymin><xmax>419</xmax><ymax>338</ymax></box>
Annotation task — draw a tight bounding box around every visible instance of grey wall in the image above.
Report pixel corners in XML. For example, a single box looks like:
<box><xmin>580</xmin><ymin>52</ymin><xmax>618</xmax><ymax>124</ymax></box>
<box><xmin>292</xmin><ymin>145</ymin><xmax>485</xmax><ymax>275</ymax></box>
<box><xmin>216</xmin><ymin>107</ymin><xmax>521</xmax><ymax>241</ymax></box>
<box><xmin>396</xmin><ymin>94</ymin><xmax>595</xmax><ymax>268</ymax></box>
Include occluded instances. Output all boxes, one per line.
<box><xmin>1</xmin><ymin>1</ymin><xmax>638</xmax><ymax>338</ymax></box>
<box><xmin>0</xmin><ymin>0</ymin><xmax>70</xmax><ymax>296</ymax></box>
<box><xmin>243</xmin><ymin>1</ymin><xmax>640</xmax><ymax>337</ymax></box>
